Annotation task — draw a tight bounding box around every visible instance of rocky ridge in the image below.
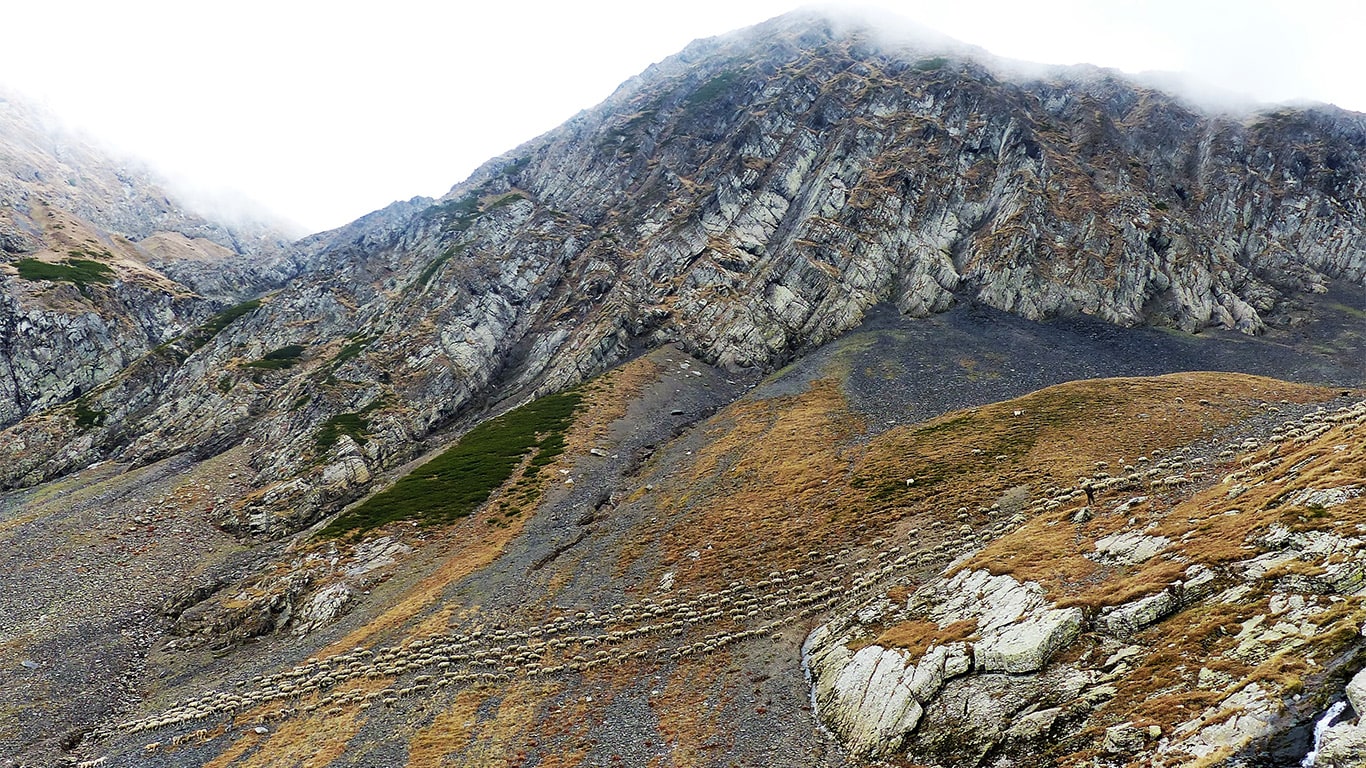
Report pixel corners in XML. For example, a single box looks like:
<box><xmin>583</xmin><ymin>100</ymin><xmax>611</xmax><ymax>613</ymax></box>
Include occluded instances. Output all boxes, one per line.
<box><xmin>1</xmin><ymin>11</ymin><xmax>1359</xmax><ymax>544</ymax></box>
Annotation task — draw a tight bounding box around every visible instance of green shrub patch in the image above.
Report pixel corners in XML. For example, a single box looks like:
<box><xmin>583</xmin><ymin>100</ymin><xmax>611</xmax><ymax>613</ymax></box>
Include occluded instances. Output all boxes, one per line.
<box><xmin>321</xmin><ymin>390</ymin><xmax>582</xmax><ymax>537</ymax></box>
<box><xmin>16</xmin><ymin>258</ymin><xmax>113</xmax><ymax>285</ymax></box>
<box><xmin>245</xmin><ymin>344</ymin><xmax>306</xmax><ymax>370</ymax></box>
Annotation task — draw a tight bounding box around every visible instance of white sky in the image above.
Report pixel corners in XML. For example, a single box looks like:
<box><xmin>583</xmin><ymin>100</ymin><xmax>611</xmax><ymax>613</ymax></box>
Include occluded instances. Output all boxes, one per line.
<box><xmin>2</xmin><ymin>0</ymin><xmax>1362</xmax><ymax>235</ymax></box>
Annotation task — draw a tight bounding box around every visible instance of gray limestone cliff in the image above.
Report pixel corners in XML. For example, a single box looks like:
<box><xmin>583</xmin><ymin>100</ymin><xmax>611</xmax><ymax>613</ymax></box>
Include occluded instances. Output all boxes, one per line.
<box><xmin>0</xmin><ymin>12</ymin><xmax>1361</xmax><ymax>536</ymax></box>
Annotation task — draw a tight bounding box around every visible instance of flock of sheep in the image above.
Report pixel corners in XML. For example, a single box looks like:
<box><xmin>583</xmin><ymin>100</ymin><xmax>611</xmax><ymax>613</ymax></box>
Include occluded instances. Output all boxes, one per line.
<box><xmin>104</xmin><ymin>397</ymin><xmax>1365</xmax><ymax>755</ymax></box>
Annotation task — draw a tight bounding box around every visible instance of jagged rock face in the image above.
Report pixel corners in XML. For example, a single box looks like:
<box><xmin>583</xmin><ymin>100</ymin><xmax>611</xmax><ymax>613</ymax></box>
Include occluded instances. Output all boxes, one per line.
<box><xmin>0</xmin><ymin>279</ymin><xmax>204</xmax><ymax>425</ymax></box>
<box><xmin>505</xmin><ymin>13</ymin><xmax>1363</xmax><ymax>359</ymax></box>
<box><xmin>0</xmin><ymin>90</ymin><xmax>303</xmax><ymax>430</ymax></box>
<box><xmin>1</xmin><ymin>13</ymin><xmax>1362</xmax><ymax>531</ymax></box>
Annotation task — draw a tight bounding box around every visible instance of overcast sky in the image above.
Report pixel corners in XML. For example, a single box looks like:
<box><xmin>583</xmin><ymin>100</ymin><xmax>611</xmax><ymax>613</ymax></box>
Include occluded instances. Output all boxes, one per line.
<box><xmin>2</xmin><ymin>0</ymin><xmax>1362</xmax><ymax>235</ymax></box>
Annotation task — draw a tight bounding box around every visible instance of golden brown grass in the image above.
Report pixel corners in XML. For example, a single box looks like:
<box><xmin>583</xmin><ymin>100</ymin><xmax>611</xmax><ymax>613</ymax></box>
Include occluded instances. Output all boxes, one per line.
<box><xmin>560</xmin><ymin>355</ymin><xmax>663</xmax><ymax>458</ymax></box>
<box><xmin>410</xmin><ymin>681</ymin><xmax>568</xmax><ymax>768</ymax></box>
<box><xmin>629</xmin><ymin>372</ymin><xmax>1342</xmax><ymax>600</ymax></box>
<box><xmin>405</xmin><ymin>689</ymin><xmax>492</xmax><ymax>768</ymax></box>
<box><xmin>1159</xmin><ymin>419</ymin><xmax>1366</xmax><ymax>567</ymax></box>
<box><xmin>1038</xmin><ymin>408</ymin><xmax>1365</xmax><ymax>765</ymax></box>
<box><xmin>949</xmin><ymin>375</ymin><xmax>1345</xmax><ymax>602</ymax></box>
<box><xmin>209</xmin><ymin>358</ymin><xmax>671</xmax><ymax>765</ymax></box>
<box><xmin>651</xmin><ymin>655</ymin><xmax>730</xmax><ymax>765</ymax></box>
<box><xmin>872</xmin><ymin>618</ymin><xmax>978</xmax><ymax>657</ymax></box>
<box><xmin>206</xmin><ymin>705</ymin><xmax>360</xmax><ymax>768</ymax></box>
<box><xmin>645</xmin><ymin>379</ymin><xmax>863</xmax><ymax>588</ymax></box>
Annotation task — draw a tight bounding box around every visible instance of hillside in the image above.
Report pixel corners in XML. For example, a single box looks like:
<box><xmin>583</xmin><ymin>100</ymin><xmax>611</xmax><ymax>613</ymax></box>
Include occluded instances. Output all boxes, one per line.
<box><xmin>2</xmin><ymin>11</ymin><xmax>1360</xmax><ymax>531</ymax></box>
<box><xmin>0</xmin><ymin>9</ymin><xmax>1362</xmax><ymax>768</ymax></box>
<box><xmin>29</xmin><ymin>350</ymin><xmax>1365</xmax><ymax>767</ymax></box>
<box><xmin>0</xmin><ymin>90</ymin><xmax>305</xmax><ymax>429</ymax></box>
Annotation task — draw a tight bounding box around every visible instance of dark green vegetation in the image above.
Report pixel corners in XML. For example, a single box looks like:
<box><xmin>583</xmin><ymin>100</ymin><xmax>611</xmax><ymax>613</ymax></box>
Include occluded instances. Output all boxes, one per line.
<box><xmin>421</xmin><ymin>189</ymin><xmax>527</xmax><ymax>241</ymax></box>
<box><xmin>321</xmin><ymin>390</ymin><xmax>582</xmax><ymax>537</ymax></box>
<box><xmin>686</xmin><ymin>71</ymin><xmax>740</xmax><ymax>108</ymax></box>
<box><xmin>331</xmin><ymin>334</ymin><xmax>374</xmax><ymax>367</ymax></box>
<box><xmin>163</xmin><ymin>298</ymin><xmax>265</xmax><ymax>360</ymax></box>
<box><xmin>245</xmin><ymin>344</ymin><xmax>306</xmax><ymax>370</ymax></box>
<box><xmin>487</xmin><ymin>192</ymin><xmax>526</xmax><ymax>211</ymax></box>
<box><xmin>72</xmin><ymin>400</ymin><xmax>105</xmax><ymax>428</ymax></box>
<box><xmin>415</xmin><ymin>248</ymin><xmax>458</xmax><ymax>289</ymax></box>
<box><xmin>912</xmin><ymin>56</ymin><xmax>948</xmax><ymax>71</ymax></box>
<box><xmin>197</xmin><ymin>299</ymin><xmax>262</xmax><ymax>341</ymax></box>
<box><xmin>424</xmin><ymin>193</ymin><xmax>482</xmax><ymax>234</ymax></box>
<box><xmin>15</xmin><ymin>258</ymin><xmax>113</xmax><ymax>285</ymax></box>
<box><xmin>314</xmin><ymin>412</ymin><xmax>369</xmax><ymax>452</ymax></box>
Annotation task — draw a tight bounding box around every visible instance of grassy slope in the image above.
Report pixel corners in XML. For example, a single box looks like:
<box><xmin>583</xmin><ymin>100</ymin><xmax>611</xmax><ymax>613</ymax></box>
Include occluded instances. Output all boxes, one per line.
<box><xmin>175</xmin><ymin>364</ymin><xmax>1356</xmax><ymax>767</ymax></box>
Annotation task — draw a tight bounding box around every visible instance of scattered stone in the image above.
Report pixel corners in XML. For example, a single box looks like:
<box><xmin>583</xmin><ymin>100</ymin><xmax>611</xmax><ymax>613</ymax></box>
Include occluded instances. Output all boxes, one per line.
<box><xmin>1103</xmin><ymin>722</ymin><xmax>1148</xmax><ymax>754</ymax></box>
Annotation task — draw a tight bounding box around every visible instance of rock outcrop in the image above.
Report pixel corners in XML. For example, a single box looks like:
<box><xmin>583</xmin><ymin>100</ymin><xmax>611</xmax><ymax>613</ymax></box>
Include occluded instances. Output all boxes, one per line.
<box><xmin>805</xmin><ymin>569</ymin><xmax>1083</xmax><ymax>759</ymax></box>
<box><xmin>805</xmin><ymin>398</ymin><xmax>1366</xmax><ymax>765</ymax></box>
<box><xmin>1315</xmin><ymin>669</ymin><xmax>1366</xmax><ymax>767</ymax></box>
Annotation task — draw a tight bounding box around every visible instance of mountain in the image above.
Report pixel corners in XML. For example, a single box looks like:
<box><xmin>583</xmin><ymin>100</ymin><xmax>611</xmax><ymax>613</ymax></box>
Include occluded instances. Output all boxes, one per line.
<box><xmin>0</xmin><ymin>10</ymin><xmax>1363</xmax><ymax>768</ymax></box>
<box><xmin>0</xmin><ymin>89</ymin><xmax>307</xmax><ymax>429</ymax></box>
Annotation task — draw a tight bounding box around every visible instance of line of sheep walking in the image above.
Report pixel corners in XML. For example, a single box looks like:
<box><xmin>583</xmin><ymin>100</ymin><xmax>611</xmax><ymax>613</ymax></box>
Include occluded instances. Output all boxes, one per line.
<box><xmin>109</xmin><ymin>398</ymin><xmax>1366</xmax><ymax>753</ymax></box>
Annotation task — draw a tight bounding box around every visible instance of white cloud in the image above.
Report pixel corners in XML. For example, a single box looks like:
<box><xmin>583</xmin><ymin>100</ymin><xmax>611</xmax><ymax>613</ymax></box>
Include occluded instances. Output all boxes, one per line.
<box><xmin>1</xmin><ymin>0</ymin><xmax>1361</xmax><ymax>233</ymax></box>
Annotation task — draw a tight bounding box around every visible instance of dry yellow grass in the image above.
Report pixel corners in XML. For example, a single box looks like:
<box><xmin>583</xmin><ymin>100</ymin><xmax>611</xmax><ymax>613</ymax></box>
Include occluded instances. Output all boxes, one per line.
<box><xmin>406</xmin><ymin>689</ymin><xmax>491</xmax><ymax>768</ymax></box>
<box><xmin>318</xmin><ymin>491</ymin><xmax>535</xmax><ymax>653</ymax></box>
<box><xmin>643</xmin><ymin>372</ymin><xmax>1340</xmax><ymax>598</ymax></box>
<box><xmin>651</xmin><ymin>655</ymin><xmax>729</xmax><ymax>766</ymax></box>
<box><xmin>1049</xmin><ymin>415</ymin><xmax>1365</xmax><ymax>765</ymax></box>
<box><xmin>208</xmin><ymin>358</ymin><xmax>672</xmax><ymax>766</ymax></box>
<box><xmin>646</xmin><ymin>379</ymin><xmax>863</xmax><ymax>588</ymax></box>
<box><xmin>1158</xmin><ymin>420</ymin><xmax>1366</xmax><ymax>566</ymax></box>
<box><xmin>948</xmin><ymin>375</ymin><xmax>1344</xmax><ymax>600</ymax></box>
<box><xmin>206</xmin><ymin>705</ymin><xmax>360</xmax><ymax>768</ymax></box>
<box><xmin>872</xmin><ymin>618</ymin><xmax>978</xmax><ymax>656</ymax></box>
<box><xmin>433</xmin><ymin>681</ymin><xmax>584</xmax><ymax>768</ymax></box>
<box><xmin>562</xmin><ymin>355</ymin><xmax>663</xmax><ymax>457</ymax></box>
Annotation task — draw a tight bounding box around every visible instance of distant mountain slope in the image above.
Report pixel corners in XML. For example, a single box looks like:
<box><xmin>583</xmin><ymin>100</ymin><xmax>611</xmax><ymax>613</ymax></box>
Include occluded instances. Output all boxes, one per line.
<box><xmin>0</xmin><ymin>89</ymin><xmax>303</xmax><ymax>427</ymax></box>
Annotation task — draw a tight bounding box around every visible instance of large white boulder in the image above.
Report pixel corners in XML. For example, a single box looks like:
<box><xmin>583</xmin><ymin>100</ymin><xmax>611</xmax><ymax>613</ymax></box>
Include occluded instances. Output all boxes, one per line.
<box><xmin>805</xmin><ymin>569</ymin><xmax>1084</xmax><ymax>758</ymax></box>
<box><xmin>975</xmin><ymin>605</ymin><xmax>1084</xmax><ymax>673</ymax></box>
